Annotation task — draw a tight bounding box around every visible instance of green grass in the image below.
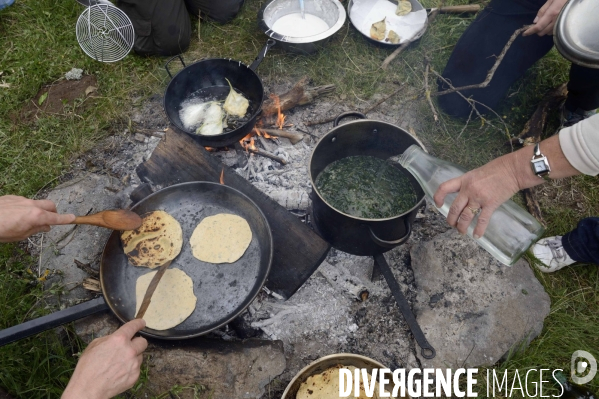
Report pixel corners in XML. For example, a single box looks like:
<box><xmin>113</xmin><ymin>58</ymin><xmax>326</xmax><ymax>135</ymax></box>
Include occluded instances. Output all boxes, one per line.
<box><xmin>1</xmin><ymin>0</ymin><xmax>598</xmax><ymax>397</ymax></box>
<box><xmin>0</xmin><ymin>245</ymin><xmax>83</xmax><ymax>398</ymax></box>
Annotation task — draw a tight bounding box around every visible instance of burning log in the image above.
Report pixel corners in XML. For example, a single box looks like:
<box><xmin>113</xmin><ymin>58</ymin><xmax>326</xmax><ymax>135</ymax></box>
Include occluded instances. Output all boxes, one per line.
<box><xmin>240</xmin><ymin>135</ymin><xmax>288</xmax><ymax>165</ymax></box>
<box><xmin>262</xmin><ymin>76</ymin><xmax>335</xmax><ymax>116</ymax></box>
<box><xmin>258</xmin><ymin>128</ymin><xmax>304</xmax><ymax>145</ymax></box>
<box><xmin>248</xmin><ymin>147</ymin><xmax>288</xmax><ymax>165</ymax></box>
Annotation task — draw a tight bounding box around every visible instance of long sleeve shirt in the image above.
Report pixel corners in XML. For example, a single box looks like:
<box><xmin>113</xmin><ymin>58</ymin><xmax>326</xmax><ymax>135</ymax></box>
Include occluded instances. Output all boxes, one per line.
<box><xmin>559</xmin><ymin>113</ymin><xmax>599</xmax><ymax>176</ymax></box>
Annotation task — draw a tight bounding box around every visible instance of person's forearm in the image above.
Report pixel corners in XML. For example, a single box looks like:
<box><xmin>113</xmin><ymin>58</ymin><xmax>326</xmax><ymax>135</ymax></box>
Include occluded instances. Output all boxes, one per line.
<box><xmin>505</xmin><ymin>135</ymin><xmax>581</xmax><ymax>190</ymax></box>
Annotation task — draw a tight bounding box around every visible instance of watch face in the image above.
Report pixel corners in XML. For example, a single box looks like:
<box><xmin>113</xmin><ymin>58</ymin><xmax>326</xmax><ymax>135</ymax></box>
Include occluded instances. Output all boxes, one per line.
<box><xmin>533</xmin><ymin>159</ymin><xmax>549</xmax><ymax>174</ymax></box>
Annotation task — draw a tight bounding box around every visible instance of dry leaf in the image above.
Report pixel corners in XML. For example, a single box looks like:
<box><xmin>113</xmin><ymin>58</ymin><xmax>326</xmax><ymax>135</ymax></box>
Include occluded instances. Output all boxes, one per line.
<box><xmin>0</xmin><ymin>82</ymin><xmax>10</xmax><ymax>88</ymax></box>
<box><xmin>370</xmin><ymin>17</ymin><xmax>386</xmax><ymax>41</ymax></box>
<box><xmin>396</xmin><ymin>0</ymin><xmax>412</xmax><ymax>16</ymax></box>
<box><xmin>85</xmin><ymin>86</ymin><xmax>98</xmax><ymax>96</ymax></box>
<box><xmin>388</xmin><ymin>30</ymin><xmax>401</xmax><ymax>44</ymax></box>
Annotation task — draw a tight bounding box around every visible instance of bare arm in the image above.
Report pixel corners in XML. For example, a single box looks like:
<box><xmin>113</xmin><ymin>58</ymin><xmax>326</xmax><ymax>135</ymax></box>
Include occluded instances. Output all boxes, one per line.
<box><xmin>433</xmin><ymin>135</ymin><xmax>580</xmax><ymax>238</ymax></box>
<box><xmin>0</xmin><ymin>196</ymin><xmax>75</xmax><ymax>242</ymax></box>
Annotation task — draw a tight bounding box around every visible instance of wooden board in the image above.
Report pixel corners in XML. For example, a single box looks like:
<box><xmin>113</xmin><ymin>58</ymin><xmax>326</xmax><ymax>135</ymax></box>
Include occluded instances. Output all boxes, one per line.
<box><xmin>136</xmin><ymin>129</ymin><xmax>330</xmax><ymax>299</ymax></box>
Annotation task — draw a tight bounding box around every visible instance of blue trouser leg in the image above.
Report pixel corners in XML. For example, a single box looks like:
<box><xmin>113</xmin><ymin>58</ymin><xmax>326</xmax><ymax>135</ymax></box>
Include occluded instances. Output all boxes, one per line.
<box><xmin>437</xmin><ymin>0</ymin><xmax>599</xmax><ymax>118</ymax></box>
<box><xmin>562</xmin><ymin>217</ymin><xmax>599</xmax><ymax>264</ymax></box>
<box><xmin>0</xmin><ymin>0</ymin><xmax>15</xmax><ymax>10</ymax></box>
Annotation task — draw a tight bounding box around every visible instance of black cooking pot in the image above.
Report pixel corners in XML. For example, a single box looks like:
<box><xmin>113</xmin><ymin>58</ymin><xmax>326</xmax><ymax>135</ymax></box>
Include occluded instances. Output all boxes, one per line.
<box><xmin>310</xmin><ymin>112</ymin><xmax>426</xmax><ymax>256</ymax></box>
<box><xmin>163</xmin><ymin>40</ymin><xmax>275</xmax><ymax>148</ymax></box>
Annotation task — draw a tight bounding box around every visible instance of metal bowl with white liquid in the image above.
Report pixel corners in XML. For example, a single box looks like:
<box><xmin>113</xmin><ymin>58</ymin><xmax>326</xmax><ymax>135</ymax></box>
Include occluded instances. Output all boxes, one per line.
<box><xmin>258</xmin><ymin>0</ymin><xmax>346</xmax><ymax>54</ymax></box>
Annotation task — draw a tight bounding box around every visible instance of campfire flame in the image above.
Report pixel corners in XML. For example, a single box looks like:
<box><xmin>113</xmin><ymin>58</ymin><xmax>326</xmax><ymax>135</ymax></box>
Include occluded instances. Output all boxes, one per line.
<box><xmin>270</xmin><ymin>94</ymin><xmax>286</xmax><ymax>129</ymax></box>
<box><xmin>220</xmin><ymin>168</ymin><xmax>225</xmax><ymax>185</ymax></box>
<box><xmin>239</xmin><ymin>132</ymin><xmax>253</xmax><ymax>152</ymax></box>
<box><xmin>254</xmin><ymin>127</ymin><xmax>273</xmax><ymax>139</ymax></box>
<box><xmin>205</xmin><ymin>146</ymin><xmax>217</xmax><ymax>152</ymax></box>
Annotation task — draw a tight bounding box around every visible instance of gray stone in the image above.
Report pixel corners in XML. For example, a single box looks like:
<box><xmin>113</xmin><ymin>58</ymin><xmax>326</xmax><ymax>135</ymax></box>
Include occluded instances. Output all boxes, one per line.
<box><xmin>143</xmin><ymin>339</ymin><xmax>286</xmax><ymax>399</ymax></box>
<box><xmin>39</xmin><ymin>173</ymin><xmax>125</xmax><ymax>302</ymax></box>
<box><xmin>74</xmin><ymin>312</ymin><xmax>120</xmax><ymax>343</ymax></box>
<box><xmin>65</xmin><ymin>68</ymin><xmax>83</xmax><ymax>80</ymax></box>
<box><xmin>410</xmin><ymin>229</ymin><xmax>551</xmax><ymax>368</ymax></box>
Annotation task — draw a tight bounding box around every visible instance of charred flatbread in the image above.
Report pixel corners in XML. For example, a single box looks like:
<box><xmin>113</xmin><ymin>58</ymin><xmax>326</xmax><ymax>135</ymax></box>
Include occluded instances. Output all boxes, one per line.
<box><xmin>190</xmin><ymin>213</ymin><xmax>252</xmax><ymax>264</ymax></box>
<box><xmin>121</xmin><ymin>210</ymin><xmax>183</xmax><ymax>268</ymax></box>
<box><xmin>135</xmin><ymin>268</ymin><xmax>196</xmax><ymax>330</ymax></box>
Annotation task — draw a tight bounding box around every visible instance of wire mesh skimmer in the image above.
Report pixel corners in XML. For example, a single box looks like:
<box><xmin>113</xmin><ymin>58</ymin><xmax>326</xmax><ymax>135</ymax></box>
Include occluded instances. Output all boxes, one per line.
<box><xmin>76</xmin><ymin>3</ymin><xmax>134</xmax><ymax>63</ymax></box>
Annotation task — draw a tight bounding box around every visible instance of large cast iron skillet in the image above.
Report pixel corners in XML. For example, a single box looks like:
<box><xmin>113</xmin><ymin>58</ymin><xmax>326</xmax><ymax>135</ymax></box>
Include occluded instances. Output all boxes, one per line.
<box><xmin>0</xmin><ymin>182</ymin><xmax>273</xmax><ymax>345</ymax></box>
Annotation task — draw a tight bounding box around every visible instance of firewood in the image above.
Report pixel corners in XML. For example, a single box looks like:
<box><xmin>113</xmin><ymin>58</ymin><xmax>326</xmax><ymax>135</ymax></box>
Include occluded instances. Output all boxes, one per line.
<box><xmin>248</xmin><ymin>147</ymin><xmax>288</xmax><ymax>165</ymax></box>
<box><xmin>508</xmin><ymin>83</ymin><xmax>568</xmax><ymax>147</ymax></box>
<box><xmin>74</xmin><ymin>259</ymin><xmax>99</xmax><ymax>277</ymax></box>
<box><xmin>262</xmin><ymin>76</ymin><xmax>335</xmax><ymax>116</ymax></box>
<box><xmin>259</xmin><ymin>128</ymin><xmax>304</xmax><ymax>144</ymax></box>
<box><xmin>83</xmin><ymin>277</ymin><xmax>102</xmax><ymax>292</ymax></box>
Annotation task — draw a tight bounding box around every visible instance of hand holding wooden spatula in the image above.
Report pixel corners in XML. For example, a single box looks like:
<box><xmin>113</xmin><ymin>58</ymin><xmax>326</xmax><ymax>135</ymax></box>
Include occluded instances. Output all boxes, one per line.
<box><xmin>72</xmin><ymin>209</ymin><xmax>142</xmax><ymax>230</ymax></box>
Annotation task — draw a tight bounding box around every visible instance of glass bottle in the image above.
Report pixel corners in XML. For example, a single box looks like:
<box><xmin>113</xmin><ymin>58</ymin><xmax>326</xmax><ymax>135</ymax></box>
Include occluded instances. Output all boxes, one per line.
<box><xmin>391</xmin><ymin>145</ymin><xmax>545</xmax><ymax>266</ymax></box>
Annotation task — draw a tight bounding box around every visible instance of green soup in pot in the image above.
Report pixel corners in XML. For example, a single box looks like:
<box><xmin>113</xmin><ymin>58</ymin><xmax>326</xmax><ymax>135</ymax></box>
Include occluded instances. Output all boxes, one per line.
<box><xmin>314</xmin><ymin>155</ymin><xmax>418</xmax><ymax>219</ymax></box>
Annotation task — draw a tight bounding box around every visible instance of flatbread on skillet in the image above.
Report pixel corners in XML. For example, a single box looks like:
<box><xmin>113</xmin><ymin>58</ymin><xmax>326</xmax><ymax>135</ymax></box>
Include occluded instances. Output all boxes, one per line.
<box><xmin>121</xmin><ymin>210</ymin><xmax>183</xmax><ymax>268</ymax></box>
<box><xmin>189</xmin><ymin>213</ymin><xmax>252</xmax><ymax>264</ymax></box>
<box><xmin>135</xmin><ymin>268</ymin><xmax>197</xmax><ymax>330</ymax></box>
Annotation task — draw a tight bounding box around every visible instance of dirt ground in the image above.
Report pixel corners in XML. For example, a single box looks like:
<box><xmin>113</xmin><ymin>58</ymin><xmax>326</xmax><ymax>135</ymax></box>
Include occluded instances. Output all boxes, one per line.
<box><xmin>15</xmin><ymin>75</ymin><xmax>97</xmax><ymax>123</ymax></box>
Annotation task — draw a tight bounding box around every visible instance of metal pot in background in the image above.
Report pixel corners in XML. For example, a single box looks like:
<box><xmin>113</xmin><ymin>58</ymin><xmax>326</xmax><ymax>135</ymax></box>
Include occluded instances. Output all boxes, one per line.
<box><xmin>554</xmin><ymin>0</ymin><xmax>599</xmax><ymax>69</ymax></box>
<box><xmin>309</xmin><ymin>112</ymin><xmax>426</xmax><ymax>257</ymax></box>
<box><xmin>258</xmin><ymin>0</ymin><xmax>346</xmax><ymax>54</ymax></box>
<box><xmin>281</xmin><ymin>353</ymin><xmax>389</xmax><ymax>399</ymax></box>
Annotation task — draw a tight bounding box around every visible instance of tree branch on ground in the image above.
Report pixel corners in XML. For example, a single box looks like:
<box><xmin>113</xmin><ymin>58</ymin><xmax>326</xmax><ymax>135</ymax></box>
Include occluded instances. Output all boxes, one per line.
<box><xmin>424</xmin><ymin>62</ymin><xmax>439</xmax><ymax>122</ymax></box>
<box><xmin>433</xmin><ymin>25</ymin><xmax>531</xmax><ymax>97</ymax></box>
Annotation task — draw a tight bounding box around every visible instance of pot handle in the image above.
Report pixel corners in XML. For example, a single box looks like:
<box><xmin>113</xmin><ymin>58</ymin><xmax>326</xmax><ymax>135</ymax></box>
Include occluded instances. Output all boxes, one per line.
<box><xmin>249</xmin><ymin>39</ymin><xmax>276</xmax><ymax>72</ymax></box>
<box><xmin>0</xmin><ymin>297</ymin><xmax>110</xmax><ymax>347</ymax></box>
<box><xmin>333</xmin><ymin>111</ymin><xmax>367</xmax><ymax>127</ymax></box>
<box><xmin>165</xmin><ymin>55</ymin><xmax>186</xmax><ymax>79</ymax></box>
<box><xmin>369</xmin><ymin>219</ymin><xmax>412</xmax><ymax>248</ymax></box>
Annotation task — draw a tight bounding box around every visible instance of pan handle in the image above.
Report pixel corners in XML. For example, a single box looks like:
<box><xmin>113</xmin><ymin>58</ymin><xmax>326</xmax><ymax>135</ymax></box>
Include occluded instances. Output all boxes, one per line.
<box><xmin>0</xmin><ymin>297</ymin><xmax>110</xmax><ymax>347</ymax></box>
<box><xmin>374</xmin><ymin>253</ymin><xmax>436</xmax><ymax>359</ymax></box>
<box><xmin>165</xmin><ymin>55</ymin><xmax>186</xmax><ymax>79</ymax></box>
<box><xmin>249</xmin><ymin>39</ymin><xmax>276</xmax><ymax>72</ymax></box>
<box><xmin>333</xmin><ymin>111</ymin><xmax>367</xmax><ymax>127</ymax></box>
<box><xmin>369</xmin><ymin>219</ymin><xmax>412</xmax><ymax>248</ymax></box>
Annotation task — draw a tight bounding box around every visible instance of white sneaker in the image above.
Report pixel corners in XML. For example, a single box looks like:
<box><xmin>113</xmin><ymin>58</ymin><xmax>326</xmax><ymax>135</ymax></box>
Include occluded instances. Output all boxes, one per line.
<box><xmin>532</xmin><ymin>236</ymin><xmax>576</xmax><ymax>273</ymax></box>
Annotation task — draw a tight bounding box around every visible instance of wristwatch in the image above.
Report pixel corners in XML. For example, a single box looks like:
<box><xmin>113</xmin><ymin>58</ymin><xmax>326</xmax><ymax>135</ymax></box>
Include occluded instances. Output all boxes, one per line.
<box><xmin>530</xmin><ymin>143</ymin><xmax>551</xmax><ymax>181</ymax></box>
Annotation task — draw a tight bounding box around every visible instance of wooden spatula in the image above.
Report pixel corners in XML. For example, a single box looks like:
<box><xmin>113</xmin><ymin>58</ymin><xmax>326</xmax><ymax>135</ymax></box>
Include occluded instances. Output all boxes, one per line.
<box><xmin>73</xmin><ymin>210</ymin><xmax>142</xmax><ymax>230</ymax></box>
<box><xmin>135</xmin><ymin>260</ymin><xmax>172</xmax><ymax>319</ymax></box>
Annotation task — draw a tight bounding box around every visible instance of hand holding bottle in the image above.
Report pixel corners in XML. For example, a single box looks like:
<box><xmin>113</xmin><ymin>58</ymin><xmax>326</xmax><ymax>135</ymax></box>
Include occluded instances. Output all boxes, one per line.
<box><xmin>433</xmin><ymin>155</ymin><xmax>521</xmax><ymax>238</ymax></box>
<box><xmin>434</xmin><ymin>134</ymin><xmax>580</xmax><ymax>238</ymax></box>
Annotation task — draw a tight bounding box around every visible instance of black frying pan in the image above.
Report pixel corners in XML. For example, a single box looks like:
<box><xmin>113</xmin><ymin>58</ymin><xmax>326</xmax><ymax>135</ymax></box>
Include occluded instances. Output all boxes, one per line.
<box><xmin>0</xmin><ymin>182</ymin><xmax>273</xmax><ymax>345</ymax></box>
<box><xmin>163</xmin><ymin>40</ymin><xmax>276</xmax><ymax>148</ymax></box>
